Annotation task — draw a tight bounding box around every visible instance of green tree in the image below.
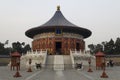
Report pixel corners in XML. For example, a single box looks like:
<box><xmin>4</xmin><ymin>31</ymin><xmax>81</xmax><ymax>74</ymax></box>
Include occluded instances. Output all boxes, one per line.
<box><xmin>0</xmin><ymin>41</ymin><xmax>31</xmax><ymax>55</ymax></box>
<box><xmin>114</xmin><ymin>38</ymin><xmax>120</xmax><ymax>54</ymax></box>
<box><xmin>12</xmin><ymin>41</ymin><xmax>31</xmax><ymax>54</ymax></box>
<box><xmin>0</xmin><ymin>42</ymin><xmax>11</xmax><ymax>55</ymax></box>
<box><xmin>23</xmin><ymin>44</ymin><xmax>31</xmax><ymax>54</ymax></box>
<box><xmin>12</xmin><ymin>41</ymin><xmax>24</xmax><ymax>53</ymax></box>
<box><xmin>0</xmin><ymin>42</ymin><xmax>5</xmax><ymax>55</ymax></box>
<box><xmin>104</xmin><ymin>39</ymin><xmax>114</xmax><ymax>55</ymax></box>
<box><xmin>88</xmin><ymin>44</ymin><xmax>96</xmax><ymax>55</ymax></box>
<box><xmin>88</xmin><ymin>37</ymin><xmax>120</xmax><ymax>55</ymax></box>
<box><xmin>95</xmin><ymin>44</ymin><xmax>103</xmax><ymax>52</ymax></box>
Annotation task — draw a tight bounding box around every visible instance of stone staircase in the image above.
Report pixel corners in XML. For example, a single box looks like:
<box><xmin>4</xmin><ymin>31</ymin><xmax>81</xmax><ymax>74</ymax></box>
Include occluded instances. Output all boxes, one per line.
<box><xmin>46</xmin><ymin>55</ymin><xmax>72</xmax><ymax>70</ymax></box>
<box><xmin>63</xmin><ymin>55</ymin><xmax>72</xmax><ymax>69</ymax></box>
<box><xmin>54</xmin><ymin>55</ymin><xmax>64</xmax><ymax>70</ymax></box>
<box><xmin>46</xmin><ymin>55</ymin><xmax>54</xmax><ymax>69</ymax></box>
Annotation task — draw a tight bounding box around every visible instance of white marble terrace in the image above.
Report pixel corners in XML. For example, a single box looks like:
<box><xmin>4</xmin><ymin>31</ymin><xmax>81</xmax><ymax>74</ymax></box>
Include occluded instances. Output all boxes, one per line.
<box><xmin>70</xmin><ymin>50</ymin><xmax>95</xmax><ymax>68</ymax></box>
<box><xmin>20</xmin><ymin>50</ymin><xmax>47</xmax><ymax>68</ymax></box>
<box><xmin>17</xmin><ymin>49</ymin><xmax>95</xmax><ymax>70</ymax></box>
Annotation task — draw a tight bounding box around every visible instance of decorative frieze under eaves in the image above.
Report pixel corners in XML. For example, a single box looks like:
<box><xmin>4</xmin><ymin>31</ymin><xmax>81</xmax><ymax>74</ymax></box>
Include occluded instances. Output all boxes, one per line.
<box><xmin>33</xmin><ymin>32</ymin><xmax>83</xmax><ymax>40</ymax></box>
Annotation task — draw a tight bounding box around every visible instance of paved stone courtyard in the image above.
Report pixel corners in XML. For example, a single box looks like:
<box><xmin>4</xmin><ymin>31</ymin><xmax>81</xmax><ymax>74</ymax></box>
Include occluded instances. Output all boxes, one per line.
<box><xmin>0</xmin><ymin>66</ymin><xmax>120</xmax><ymax>80</ymax></box>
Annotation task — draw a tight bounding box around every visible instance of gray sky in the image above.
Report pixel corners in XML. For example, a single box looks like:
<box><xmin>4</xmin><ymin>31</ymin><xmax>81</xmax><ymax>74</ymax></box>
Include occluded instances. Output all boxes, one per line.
<box><xmin>0</xmin><ymin>0</ymin><xmax>120</xmax><ymax>49</ymax></box>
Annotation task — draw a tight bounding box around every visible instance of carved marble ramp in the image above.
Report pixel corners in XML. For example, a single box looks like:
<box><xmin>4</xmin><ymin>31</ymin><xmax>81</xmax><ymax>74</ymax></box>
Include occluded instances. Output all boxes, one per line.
<box><xmin>54</xmin><ymin>55</ymin><xmax>64</xmax><ymax>70</ymax></box>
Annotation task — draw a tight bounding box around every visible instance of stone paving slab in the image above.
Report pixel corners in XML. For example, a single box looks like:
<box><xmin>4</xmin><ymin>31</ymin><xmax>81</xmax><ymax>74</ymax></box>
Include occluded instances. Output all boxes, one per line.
<box><xmin>0</xmin><ymin>66</ymin><xmax>120</xmax><ymax>80</ymax></box>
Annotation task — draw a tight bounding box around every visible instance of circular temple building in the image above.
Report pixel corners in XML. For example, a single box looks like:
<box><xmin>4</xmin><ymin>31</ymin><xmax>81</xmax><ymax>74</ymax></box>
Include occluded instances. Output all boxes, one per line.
<box><xmin>25</xmin><ymin>6</ymin><xmax>92</xmax><ymax>55</ymax></box>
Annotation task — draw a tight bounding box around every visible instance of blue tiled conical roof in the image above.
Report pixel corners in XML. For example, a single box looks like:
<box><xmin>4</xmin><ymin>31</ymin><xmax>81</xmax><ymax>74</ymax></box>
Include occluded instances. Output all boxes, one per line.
<box><xmin>25</xmin><ymin>6</ymin><xmax>92</xmax><ymax>38</ymax></box>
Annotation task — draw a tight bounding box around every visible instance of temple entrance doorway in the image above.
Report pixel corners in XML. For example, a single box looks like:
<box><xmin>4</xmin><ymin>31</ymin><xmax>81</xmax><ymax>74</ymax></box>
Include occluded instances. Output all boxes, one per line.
<box><xmin>76</xmin><ymin>43</ymin><xmax>80</xmax><ymax>51</ymax></box>
<box><xmin>55</xmin><ymin>42</ymin><xmax>62</xmax><ymax>55</ymax></box>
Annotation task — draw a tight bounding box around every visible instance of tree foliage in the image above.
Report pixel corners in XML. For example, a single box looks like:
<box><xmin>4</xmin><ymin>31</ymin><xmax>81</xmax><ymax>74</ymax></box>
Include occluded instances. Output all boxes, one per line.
<box><xmin>0</xmin><ymin>41</ymin><xmax>31</xmax><ymax>55</ymax></box>
<box><xmin>88</xmin><ymin>37</ymin><xmax>120</xmax><ymax>55</ymax></box>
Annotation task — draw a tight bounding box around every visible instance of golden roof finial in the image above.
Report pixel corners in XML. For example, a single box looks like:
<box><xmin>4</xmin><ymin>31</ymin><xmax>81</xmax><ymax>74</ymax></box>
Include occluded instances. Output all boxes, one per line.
<box><xmin>57</xmin><ymin>5</ymin><xmax>60</xmax><ymax>11</ymax></box>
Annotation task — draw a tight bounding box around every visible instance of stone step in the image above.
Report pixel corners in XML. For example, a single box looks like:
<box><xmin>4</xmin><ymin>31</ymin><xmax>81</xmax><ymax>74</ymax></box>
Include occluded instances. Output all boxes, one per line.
<box><xmin>63</xmin><ymin>55</ymin><xmax>72</xmax><ymax>69</ymax></box>
<box><xmin>54</xmin><ymin>55</ymin><xmax>64</xmax><ymax>70</ymax></box>
<box><xmin>46</xmin><ymin>55</ymin><xmax>54</xmax><ymax>69</ymax></box>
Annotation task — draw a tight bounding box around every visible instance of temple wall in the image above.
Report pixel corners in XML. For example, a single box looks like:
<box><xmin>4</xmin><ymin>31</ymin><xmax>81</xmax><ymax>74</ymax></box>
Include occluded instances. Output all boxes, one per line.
<box><xmin>32</xmin><ymin>32</ymin><xmax>85</xmax><ymax>55</ymax></box>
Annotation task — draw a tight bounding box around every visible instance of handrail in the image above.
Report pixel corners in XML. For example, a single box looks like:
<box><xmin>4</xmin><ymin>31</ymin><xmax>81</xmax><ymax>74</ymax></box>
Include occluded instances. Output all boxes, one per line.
<box><xmin>70</xmin><ymin>50</ymin><xmax>75</xmax><ymax>68</ymax></box>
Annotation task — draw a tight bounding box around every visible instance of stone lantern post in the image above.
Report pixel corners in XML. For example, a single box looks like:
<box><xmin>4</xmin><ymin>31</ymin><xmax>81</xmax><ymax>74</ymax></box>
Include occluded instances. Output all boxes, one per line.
<box><xmin>27</xmin><ymin>58</ymin><xmax>32</xmax><ymax>72</ymax></box>
<box><xmin>95</xmin><ymin>51</ymin><xmax>108</xmax><ymax>78</ymax></box>
<box><xmin>10</xmin><ymin>52</ymin><xmax>21</xmax><ymax>77</ymax></box>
